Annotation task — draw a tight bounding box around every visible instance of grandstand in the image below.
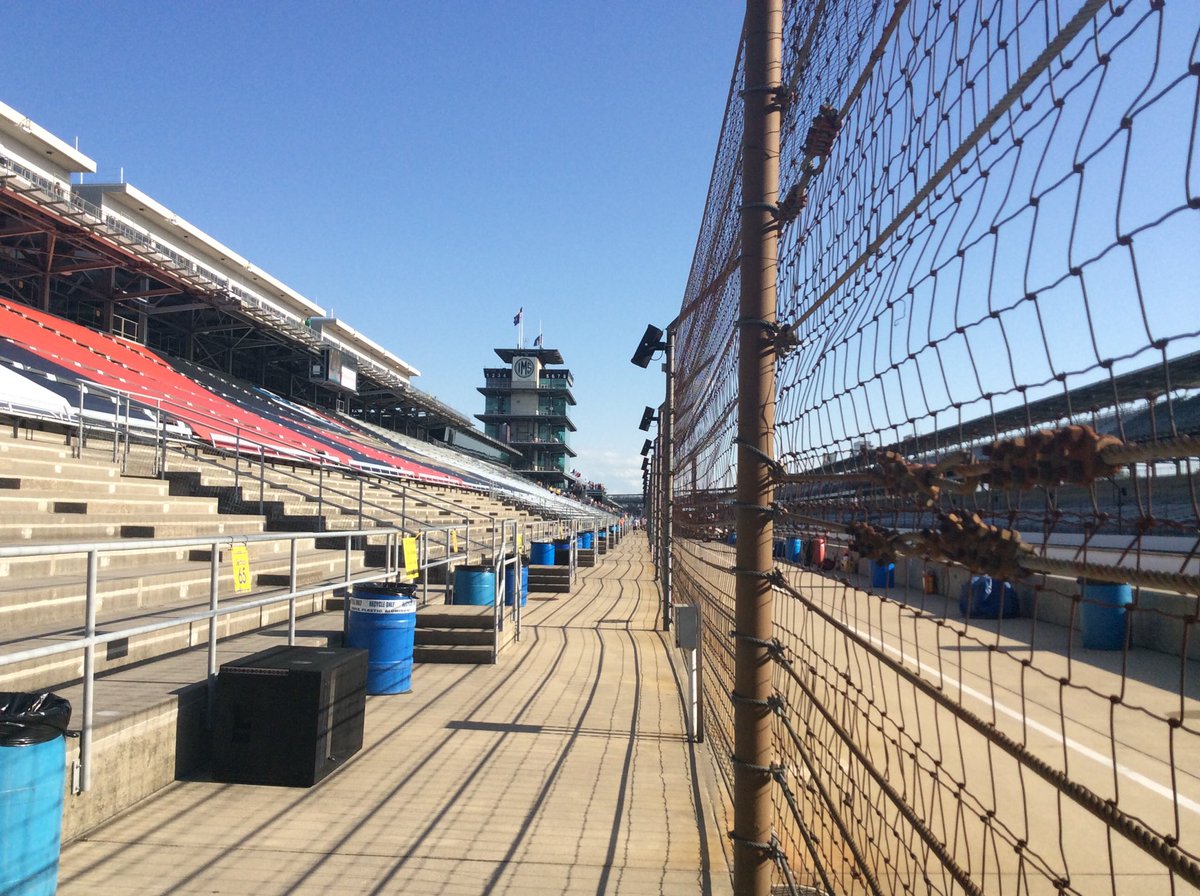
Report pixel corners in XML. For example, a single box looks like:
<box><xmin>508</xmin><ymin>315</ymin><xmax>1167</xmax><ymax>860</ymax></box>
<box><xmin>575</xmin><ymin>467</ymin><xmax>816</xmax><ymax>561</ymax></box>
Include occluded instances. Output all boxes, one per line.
<box><xmin>0</xmin><ymin>100</ymin><xmax>624</xmax><ymax>853</ymax></box>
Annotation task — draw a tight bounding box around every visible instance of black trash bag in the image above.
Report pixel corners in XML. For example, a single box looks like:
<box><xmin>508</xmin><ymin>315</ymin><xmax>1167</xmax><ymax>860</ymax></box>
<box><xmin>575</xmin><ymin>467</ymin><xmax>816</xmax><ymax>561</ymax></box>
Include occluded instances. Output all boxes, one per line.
<box><xmin>354</xmin><ymin>581</ymin><xmax>418</xmax><ymax>598</ymax></box>
<box><xmin>0</xmin><ymin>692</ymin><xmax>72</xmax><ymax>746</ymax></box>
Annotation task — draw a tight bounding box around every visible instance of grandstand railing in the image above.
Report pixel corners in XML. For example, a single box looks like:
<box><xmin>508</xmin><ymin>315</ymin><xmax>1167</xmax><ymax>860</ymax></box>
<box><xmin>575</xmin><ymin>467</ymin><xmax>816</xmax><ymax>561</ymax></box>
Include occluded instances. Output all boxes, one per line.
<box><xmin>0</xmin><ymin>526</ymin><xmax>399</xmax><ymax>794</ymax></box>
<box><xmin>0</xmin><ymin>518</ymin><xmax>540</xmax><ymax>796</ymax></box>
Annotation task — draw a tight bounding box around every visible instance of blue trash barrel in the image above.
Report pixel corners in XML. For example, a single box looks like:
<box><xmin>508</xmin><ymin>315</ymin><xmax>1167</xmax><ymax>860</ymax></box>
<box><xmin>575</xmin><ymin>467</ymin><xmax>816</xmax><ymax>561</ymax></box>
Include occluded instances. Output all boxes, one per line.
<box><xmin>346</xmin><ymin>583</ymin><xmax>417</xmax><ymax>695</ymax></box>
<box><xmin>871</xmin><ymin>560</ymin><xmax>895</xmax><ymax>588</ymax></box>
<box><xmin>553</xmin><ymin>538</ymin><xmax>573</xmax><ymax>565</ymax></box>
<box><xmin>530</xmin><ymin>541</ymin><xmax>555</xmax><ymax>565</ymax></box>
<box><xmin>772</xmin><ymin>539</ymin><xmax>784</xmax><ymax>559</ymax></box>
<box><xmin>786</xmin><ymin>537</ymin><xmax>803</xmax><ymax>563</ymax></box>
<box><xmin>579</xmin><ymin>532</ymin><xmax>593</xmax><ymax>550</ymax></box>
<box><xmin>504</xmin><ymin>565</ymin><xmax>529</xmax><ymax>607</ymax></box>
<box><xmin>1081</xmin><ymin>582</ymin><xmax>1133</xmax><ymax>650</ymax></box>
<box><xmin>0</xmin><ymin>692</ymin><xmax>72</xmax><ymax>896</ymax></box>
<box><xmin>453</xmin><ymin>565</ymin><xmax>496</xmax><ymax>606</ymax></box>
<box><xmin>727</xmin><ymin>530</ymin><xmax>737</xmax><ymax>546</ymax></box>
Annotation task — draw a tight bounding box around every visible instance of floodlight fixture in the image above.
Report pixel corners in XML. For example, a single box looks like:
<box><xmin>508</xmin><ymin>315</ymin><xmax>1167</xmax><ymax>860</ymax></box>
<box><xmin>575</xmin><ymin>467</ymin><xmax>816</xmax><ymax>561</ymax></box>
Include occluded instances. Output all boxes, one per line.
<box><xmin>640</xmin><ymin>439</ymin><xmax>653</xmax><ymax>456</ymax></box>
<box><xmin>638</xmin><ymin>406</ymin><xmax>657</xmax><ymax>431</ymax></box>
<box><xmin>641</xmin><ymin>457</ymin><xmax>650</xmax><ymax>471</ymax></box>
<box><xmin>630</xmin><ymin>324</ymin><xmax>667</xmax><ymax>368</ymax></box>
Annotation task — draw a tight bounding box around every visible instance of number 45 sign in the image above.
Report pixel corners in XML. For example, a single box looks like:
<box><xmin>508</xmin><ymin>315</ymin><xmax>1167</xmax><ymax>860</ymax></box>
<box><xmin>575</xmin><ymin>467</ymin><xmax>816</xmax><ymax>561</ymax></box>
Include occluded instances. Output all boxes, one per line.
<box><xmin>230</xmin><ymin>543</ymin><xmax>252</xmax><ymax>594</ymax></box>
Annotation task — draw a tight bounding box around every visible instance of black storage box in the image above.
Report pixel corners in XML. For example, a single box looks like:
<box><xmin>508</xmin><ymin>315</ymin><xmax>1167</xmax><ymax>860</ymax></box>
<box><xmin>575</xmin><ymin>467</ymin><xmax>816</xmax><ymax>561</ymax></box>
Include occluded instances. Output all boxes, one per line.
<box><xmin>212</xmin><ymin>645</ymin><xmax>368</xmax><ymax>787</ymax></box>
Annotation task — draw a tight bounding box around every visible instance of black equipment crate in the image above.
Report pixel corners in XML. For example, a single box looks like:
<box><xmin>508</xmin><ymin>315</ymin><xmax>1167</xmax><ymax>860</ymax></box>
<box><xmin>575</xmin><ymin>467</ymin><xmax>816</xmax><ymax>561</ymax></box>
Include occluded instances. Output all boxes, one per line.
<box><xmin>212</xmin><ymin>645</ymin><xmax>368</xmax><ymax>787</ymax></box>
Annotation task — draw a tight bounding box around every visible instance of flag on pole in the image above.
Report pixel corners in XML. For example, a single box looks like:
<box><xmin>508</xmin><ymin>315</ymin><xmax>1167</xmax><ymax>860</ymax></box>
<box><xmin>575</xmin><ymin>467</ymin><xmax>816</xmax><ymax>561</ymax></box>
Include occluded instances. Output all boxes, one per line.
<box><xmin>513</xmin><ymin>308</ymin><xmax>523</xmax><ymax>325</ymax></box>
<box><xmin>534</xmin><ymin>333</ymin><xmax>543</xmax><ymax>348</ymax></box>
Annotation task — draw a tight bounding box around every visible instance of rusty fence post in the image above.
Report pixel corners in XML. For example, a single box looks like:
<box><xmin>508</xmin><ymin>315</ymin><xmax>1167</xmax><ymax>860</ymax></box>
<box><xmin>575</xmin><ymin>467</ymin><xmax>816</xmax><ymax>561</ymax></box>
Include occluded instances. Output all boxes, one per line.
<box><xmin>733</xmin><ymin>0</ymin><xmax>782</xmax><ymax>893</ymax></box>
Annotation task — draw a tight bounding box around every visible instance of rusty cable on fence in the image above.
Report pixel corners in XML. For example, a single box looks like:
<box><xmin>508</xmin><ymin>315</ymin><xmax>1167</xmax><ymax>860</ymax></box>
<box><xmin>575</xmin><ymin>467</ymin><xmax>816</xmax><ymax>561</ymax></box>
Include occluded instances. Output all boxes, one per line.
<box><xmin>765</xmin><ymin>693</ymin><xmax>887</xmax><ymax>896</ymax></box>
<box><xmin>771</xmin><ymin>652</ymin><xmax>987</xmax><ymax>896</ymax></box>
<box><xmin>765</xmin><ymin>568</ymin><xmax>1200</xmax><ymax>890</ymax></box>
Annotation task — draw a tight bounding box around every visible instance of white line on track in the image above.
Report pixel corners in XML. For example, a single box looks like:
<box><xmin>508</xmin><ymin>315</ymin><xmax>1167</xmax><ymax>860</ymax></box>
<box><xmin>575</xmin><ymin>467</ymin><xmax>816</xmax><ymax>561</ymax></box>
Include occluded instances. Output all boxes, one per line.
<box><xmin>849</xmin><ymin>622</ymin><xmax>1200</xmax><ymax>816</ymax></box>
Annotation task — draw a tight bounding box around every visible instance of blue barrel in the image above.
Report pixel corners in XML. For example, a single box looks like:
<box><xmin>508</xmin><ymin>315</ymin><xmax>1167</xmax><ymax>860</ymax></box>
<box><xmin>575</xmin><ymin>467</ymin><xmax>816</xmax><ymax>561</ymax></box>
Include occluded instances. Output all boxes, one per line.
<box><xmin>871</xmin><ymin>560</ymin><xmax>895</xmax><ymax>588</ymax></box>
<box><xmin>579</xmin><ymin>532</ymin><xmax>594</xmax><ymax>550</ymax></box>
<box><xmin>772</xmin><ymin>539</ymin><xmax>784</xmax><ymax>559</ymax></box>
<box><xmin>1081</xmin><ymin>582</ymin><xmax>1133</xmax><ymax>650</ymax></box>
<box><xmin>530</xmin><ymin>541</ymin><xmax>555</xmax><ymax>565</ymax></box>
<box><xmin>504</xmin><ymin>565</ymin><xmax>529</xmax><ymax>607</ymax></box>
<box><xmin>0</xmin><ymin>692</ymin><xmax>72</xmax><ymax>896</ymax></box>
<box><xmin>786</xmin><ymin>537</ymin><xmax>803</xmax><ymax>563</ymax></box>
<box><xmin>727</xmin><ymin>530</ymin><xmax>737</xmax><ymax>545</ymax></box>
<box><xmin>453</xmin><ymin>565</ymin><xmax>496</xmax><ymax>606</ymax></box>
<box><xmin>553</xmin><ymin>538</ymin><xmax>573</xmax><ymax>565</ymax></box>
<box><xmin>347</xmin><ymin>583</ymin><xmax>417</xmax><ymax>695</ymax></box>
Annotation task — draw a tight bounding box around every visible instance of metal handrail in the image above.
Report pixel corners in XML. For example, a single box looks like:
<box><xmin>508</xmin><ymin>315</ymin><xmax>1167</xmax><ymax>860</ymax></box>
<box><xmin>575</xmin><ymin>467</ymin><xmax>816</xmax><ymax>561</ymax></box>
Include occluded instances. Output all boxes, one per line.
<box><xmin>0</xmin><ymin>525</ymin><xmax>400</xmax><ymax>795</ymax></box>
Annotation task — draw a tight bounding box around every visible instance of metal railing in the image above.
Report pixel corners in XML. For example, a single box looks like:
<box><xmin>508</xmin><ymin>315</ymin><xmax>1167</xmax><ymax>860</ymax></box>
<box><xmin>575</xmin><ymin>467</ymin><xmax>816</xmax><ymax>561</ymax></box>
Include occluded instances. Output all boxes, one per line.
<box><xmin>0</xmin><ymin>510</ymin><xmax>553</xmax><ymax>795</ymax></box>
<box><xmin>0</xmin><ymin>526</ymin><xmax>400</xmax><ymax>794</ymax></box>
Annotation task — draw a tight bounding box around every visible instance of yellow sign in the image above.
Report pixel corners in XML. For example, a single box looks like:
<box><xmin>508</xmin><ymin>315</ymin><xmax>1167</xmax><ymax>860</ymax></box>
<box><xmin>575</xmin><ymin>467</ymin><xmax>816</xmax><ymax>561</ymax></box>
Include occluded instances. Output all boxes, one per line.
<box><xmin>517</xmin><ymin>533</ymin><xmax>523</xmax><ymax>552</ymax></box>
<box><xmin>230</xmin><ymin>543</ymin><xmax>252</xmax><ymax>594</ymax></box>
<box><xmin>401</xmin><ymin>537</ymin><xmax>419</xmax><ymax>576</ymax></box>
<box><xmin>451</xmin><ymin>529</ymin><xmax>459</xmax><ymax>553</ymax></box>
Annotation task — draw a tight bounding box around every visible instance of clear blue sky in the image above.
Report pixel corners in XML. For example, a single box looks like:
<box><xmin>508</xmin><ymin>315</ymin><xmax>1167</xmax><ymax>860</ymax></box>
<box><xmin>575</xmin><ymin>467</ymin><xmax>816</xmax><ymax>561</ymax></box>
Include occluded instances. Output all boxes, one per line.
<box><xmin>4</xmin><ymin>1</ymin><xmax>744</xmax><ymax>494</ymax></box>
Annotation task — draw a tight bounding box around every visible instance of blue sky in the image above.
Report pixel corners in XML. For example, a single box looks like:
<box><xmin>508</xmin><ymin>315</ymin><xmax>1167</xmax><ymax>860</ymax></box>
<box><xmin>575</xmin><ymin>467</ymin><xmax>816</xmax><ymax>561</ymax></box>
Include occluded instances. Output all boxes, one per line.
<box><xmin>4</xmin><ymin>1</ymin><xmax>744</xmax><ymax>494</ymax></box>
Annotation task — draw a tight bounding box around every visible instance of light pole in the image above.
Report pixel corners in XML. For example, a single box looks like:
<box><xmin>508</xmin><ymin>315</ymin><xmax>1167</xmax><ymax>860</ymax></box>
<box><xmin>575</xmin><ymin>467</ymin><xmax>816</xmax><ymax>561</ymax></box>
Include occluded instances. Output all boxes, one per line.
<box><xmin>632</xmin><ymin>323</ymin><xmax>674</xmax><ymax>632</ymax></box>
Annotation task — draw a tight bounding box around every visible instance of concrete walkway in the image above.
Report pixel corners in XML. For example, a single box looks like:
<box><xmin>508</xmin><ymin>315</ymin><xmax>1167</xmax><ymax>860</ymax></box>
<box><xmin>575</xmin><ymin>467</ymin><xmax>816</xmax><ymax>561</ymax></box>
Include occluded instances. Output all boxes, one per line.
<box><xmin>56</xmin><ymin>537</ymin><xmax>733</xmax><ymax>895</ymax></box>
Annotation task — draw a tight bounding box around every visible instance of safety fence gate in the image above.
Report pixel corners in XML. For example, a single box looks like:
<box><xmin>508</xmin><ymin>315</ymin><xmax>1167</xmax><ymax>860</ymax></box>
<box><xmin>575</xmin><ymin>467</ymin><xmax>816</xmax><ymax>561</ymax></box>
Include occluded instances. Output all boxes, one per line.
<box><xmin>654</xmin><ymin>1</ymin><xmax>1200</xmax><ymax>894</ymax></box>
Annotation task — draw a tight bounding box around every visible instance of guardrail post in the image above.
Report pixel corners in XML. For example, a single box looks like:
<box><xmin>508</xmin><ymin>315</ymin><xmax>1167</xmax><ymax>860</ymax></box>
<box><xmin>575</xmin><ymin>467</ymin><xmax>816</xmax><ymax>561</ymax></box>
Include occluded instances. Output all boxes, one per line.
<box><xmin>207</xmin><ymin>539</ymin><xmax>220</xmax><ymax>724</ymax></box>
<box><xmin>733</xmin><ymin>1</ymin><xmax>781</xmax><ymax>892</ymax></box>
<box><xmin>317</xmin><ymin>460</ymin><xmax>325</xmax><ymax>521</ymax></box>
<box><xmin>258</xmin><ymin>448</ymin><xmax>265</xmax><ymax>515</ymax></box>
<box><xmin>514</xmin><ymin>520</ymin><xmax>523</xmax><ymax>642</ymax></box>
<box><xmin>662</xmin><ymin>327</ymin><xmax>675</xmax><ymax>632</ymax></box>
<box><xmin>156</xmin><ymin>404</ymin><xmax>165</xmax><ymax>477</ymax></box>
<box><xmin>79</xmin><ymin>549</ymin><xmax>98</xmax><ymax>793</ymax></box>
<box><xmin>233</xmin><ymin>427</ymin><xmax>241</xmax><ymax>489</ymax></box>
<box><xmin>288</xmin><ymin>537</ymin><xmax>298</xmax><ymax>645</ymax></box>
<box><xmin>421</xmin><ymin>531</ymin><xmax>429</xmax><ymax>605</ymax></box>
<box><xmin>76</xmin><ymin>385</ymin><xmax>85</xmax><ymax>457</ymax></box>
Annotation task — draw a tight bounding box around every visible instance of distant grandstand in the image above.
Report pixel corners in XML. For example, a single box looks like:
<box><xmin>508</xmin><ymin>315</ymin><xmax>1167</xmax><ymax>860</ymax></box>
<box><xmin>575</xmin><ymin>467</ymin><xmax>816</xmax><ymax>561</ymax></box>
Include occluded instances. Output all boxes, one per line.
<box><xmin>0</xmin><ymin>99</ymin><xmax>596</xmax><ymax>502</ymax></box>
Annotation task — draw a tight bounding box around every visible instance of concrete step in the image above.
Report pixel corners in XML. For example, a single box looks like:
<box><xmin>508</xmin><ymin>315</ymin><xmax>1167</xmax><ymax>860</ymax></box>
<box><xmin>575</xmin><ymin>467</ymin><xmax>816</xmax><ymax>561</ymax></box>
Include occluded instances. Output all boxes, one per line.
<box><xmin>414</xmin><ymin>627</ymin><xmax>493</xmax><ymax>647</ymax></box>
<box><xmin>0</xmin><ymin>468</ymin><xmax>170</xmax><ymax>492</ymax></box>
<box><xmin>413</xmin><ymin>643</ymin><xmax>494</xmax><ymax>664</ymax></box>
<box><xmin>0</xmin><ymin>513</ymin><xmax>267</xmax><ymax>542</ymax></box>
<box><xmin>577</xmin><ymin>548</ymin><xmax>597</xmax><ymax>567</ymax></box>
<box><xmin>0</xmin><ymin>550</ymin><xmax>366</xmax><ymax>632</ymax></box>
<box><xmin>0</xmin><ymin>438</ymin><xmax>75</xmax><ymax>462</ymax></box>
<box><xmin>528</xmin><ymin>565</ymin><xmax>573</xmax><ymax>593</ymax></box>
<box><xmin>416</xmin><ymin>605</ymin><xmax>494</xmax><ymax>629</ymax></box>
<box><xmin>0</xmin><ymin>493</ymin><xmax>221</xmax><ymax>516</ymax></box>
<box><xmin>0</xmin><ymin>535</ymin><xmax>319</xmax><ymax>580</ymax></box>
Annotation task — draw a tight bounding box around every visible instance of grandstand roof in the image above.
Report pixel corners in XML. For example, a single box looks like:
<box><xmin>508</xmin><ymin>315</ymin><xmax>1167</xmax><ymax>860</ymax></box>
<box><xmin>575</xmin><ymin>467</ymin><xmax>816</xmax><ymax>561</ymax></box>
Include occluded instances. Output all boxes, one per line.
<box><xmin>0</xmin><ymin>100</ymin><xmax>96</xmax><ymax>174</ymax></box>
<box><xmin>79</xmin><ymin>182</ymin><xmax>324</xmax><ymax>318</ymax></box>
<box><xmin>885</xmin><ymin>349</ymin><xmax>1200</xmax><ymax>459</ymax></box>
<box><xmin>304</xmin><ymin>316</ymin><xmax>419</xmax><ymax>379</ymax></box>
